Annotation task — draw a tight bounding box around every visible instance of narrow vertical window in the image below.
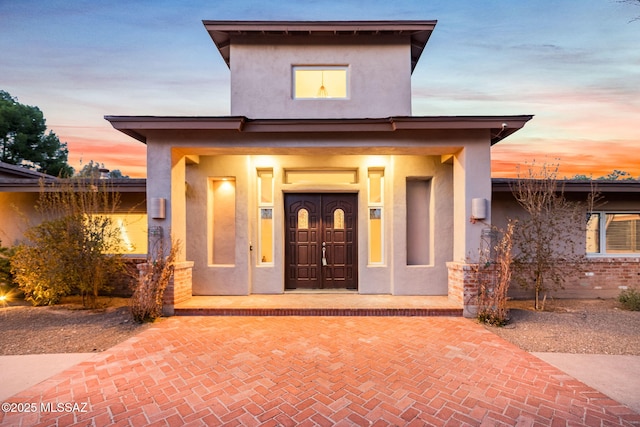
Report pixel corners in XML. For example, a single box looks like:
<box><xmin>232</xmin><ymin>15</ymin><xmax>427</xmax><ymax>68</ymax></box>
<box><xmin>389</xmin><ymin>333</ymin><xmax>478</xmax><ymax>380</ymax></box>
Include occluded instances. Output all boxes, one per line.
<box><xmin>260</xmin><ymin>209</ymin><xmax>273</xmax><ymax>263</ymax></box>
<box><xmin>406</xmin><ymin>178</ymin><xmax>431</xmax><ymax>265</ymax></box>
<box><xmin>368</xmin><ymin>169</ymin><xmax>384</xmax><ymax>264</ymax></box>
<box><xmin>586</xmin><ymin>213</ymin><xmax>600</xmax><ymax>254</ymax></box>
<box><xmin>369</xmin><ymin>208</ymin><xmax>383</xmax><ymax>264</ymax></box>
<box><xmin>368</xmin><ymin>170</ymin><xmax>383</xmax><ymax>204</ymax></box>
<box><xmin>257</xmin><ymin>169</ymin><xmax>274</xmax><ymax>264</ymax></box>
<box><xmin>259</xmin><ymin>170</ymin><xmax>273</xmax><ymax>204</ymax></box>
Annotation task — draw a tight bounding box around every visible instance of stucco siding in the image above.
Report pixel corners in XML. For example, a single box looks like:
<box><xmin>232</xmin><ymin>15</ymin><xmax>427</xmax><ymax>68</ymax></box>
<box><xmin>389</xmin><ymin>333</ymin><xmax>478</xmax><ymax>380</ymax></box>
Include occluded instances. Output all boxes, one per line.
<box><xmin>230</xmin><ymin>35</ymin><xmax>412</xmax><ymax>119</ymax></box>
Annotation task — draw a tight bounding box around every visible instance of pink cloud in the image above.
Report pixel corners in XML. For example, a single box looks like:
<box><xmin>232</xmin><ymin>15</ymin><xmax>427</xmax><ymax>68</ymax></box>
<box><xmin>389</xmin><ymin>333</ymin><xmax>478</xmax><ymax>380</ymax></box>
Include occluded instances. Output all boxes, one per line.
<box><xmin>492</xmin><ymin>139</ymin><xmax>640</xmax><ymax>179</ymax></box>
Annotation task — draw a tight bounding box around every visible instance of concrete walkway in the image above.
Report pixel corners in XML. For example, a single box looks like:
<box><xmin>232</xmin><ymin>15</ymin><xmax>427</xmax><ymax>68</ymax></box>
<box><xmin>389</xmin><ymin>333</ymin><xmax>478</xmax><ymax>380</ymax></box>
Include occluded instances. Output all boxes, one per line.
<box><xmin>0</xmin><ymin>353</ymin><xmax>94</xmax><ymax>402</ymax></box>
<box><xmin>533</xmin><ymin>353</ymin><xmax>640</xmax><ymax>415</ymax></box>
<box><xmin>1</xmin><ymin>317</ymin><xmax>639</xmax><ymax>426</ymax></box>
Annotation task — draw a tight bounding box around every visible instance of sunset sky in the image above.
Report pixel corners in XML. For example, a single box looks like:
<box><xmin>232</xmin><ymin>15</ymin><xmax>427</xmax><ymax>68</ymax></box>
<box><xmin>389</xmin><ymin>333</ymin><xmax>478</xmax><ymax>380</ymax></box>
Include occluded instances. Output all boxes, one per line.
<box><xmin>1</xmin><ymin>0</ymin><xmax>639</xmax><ymax>179</ymax></box>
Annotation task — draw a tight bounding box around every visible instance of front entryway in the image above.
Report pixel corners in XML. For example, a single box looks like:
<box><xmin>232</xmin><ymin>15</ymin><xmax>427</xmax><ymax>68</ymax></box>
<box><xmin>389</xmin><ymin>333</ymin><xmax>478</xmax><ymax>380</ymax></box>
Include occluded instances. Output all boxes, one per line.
<box><xmin>285</xmin><ymin>194</ymin><xmax>357</xmax><ymax>290</ymax></box>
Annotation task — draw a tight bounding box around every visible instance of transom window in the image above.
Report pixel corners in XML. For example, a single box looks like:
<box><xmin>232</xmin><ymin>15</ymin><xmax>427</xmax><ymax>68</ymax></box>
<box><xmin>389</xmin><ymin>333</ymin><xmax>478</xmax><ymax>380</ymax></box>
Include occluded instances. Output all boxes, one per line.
<box><xmin>293</xmin><ymin>66</ymin><xmax>348</xmax><ymax>99</ymax></box>
<box><xmin>587</xmin><ymin>212</ymin><xmax>640</xmax><ymax>255</ymax></box>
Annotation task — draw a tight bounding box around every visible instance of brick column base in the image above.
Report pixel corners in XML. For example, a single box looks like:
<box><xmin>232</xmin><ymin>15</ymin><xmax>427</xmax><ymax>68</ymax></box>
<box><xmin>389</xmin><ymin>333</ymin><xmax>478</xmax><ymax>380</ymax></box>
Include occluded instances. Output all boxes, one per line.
<box><xmin>446</xmin><ymin>261</ymin><xmax>480</xmax><ymax>318</ymax></box>
<box><xmin>162</xmin><ymin>261</ymin><xmax>194</xmax><ymax>316</ymax></box>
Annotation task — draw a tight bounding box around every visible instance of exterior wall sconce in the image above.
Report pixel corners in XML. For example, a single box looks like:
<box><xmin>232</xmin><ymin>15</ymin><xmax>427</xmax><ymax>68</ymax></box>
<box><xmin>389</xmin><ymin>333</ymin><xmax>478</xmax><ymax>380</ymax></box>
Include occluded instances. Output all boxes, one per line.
<box><xmin>470</xmin><ymin>198</ymin><xmax>487</xmax><ymax>223</ymax></box>
<box><xmin>150</xmin><ymin>197</ymin><xmax>166</xmax><ymax>219</ymax></box>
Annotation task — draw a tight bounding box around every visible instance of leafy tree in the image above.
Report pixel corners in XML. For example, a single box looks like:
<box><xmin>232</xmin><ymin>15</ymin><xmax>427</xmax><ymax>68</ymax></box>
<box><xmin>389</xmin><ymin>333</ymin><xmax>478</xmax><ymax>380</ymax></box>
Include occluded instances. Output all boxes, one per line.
<box><xmin>570</xmin><ymin>174</ymin><xmax>591</xmax><ymax>180</ymax></box>
<box><xmin>0</xmin><ymin>90</ymin><xmax>73</xmax><ymax>177</ymax></box>
<box><xmin>10</xmin><ymin>179</ymin><xmax>126</xmax><ymax>307</ymax></box>
<box><xmin>510</xmin><ymin>163</ymin><xmax>598</xmax><ymax>310</ymax></box>
<box><xmin>76</xmin><ymin>160</ymin><xmax>129</xmax><ymax>179</ymax></box>
<box><xmin>597</xmin><ymin>169</ymin><xmax>637</xmax><ymax>181</ymax></box>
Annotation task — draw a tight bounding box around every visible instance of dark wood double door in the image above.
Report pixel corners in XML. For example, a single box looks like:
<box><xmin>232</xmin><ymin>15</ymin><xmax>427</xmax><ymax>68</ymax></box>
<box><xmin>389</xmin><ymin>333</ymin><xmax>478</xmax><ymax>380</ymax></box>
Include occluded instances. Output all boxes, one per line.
<box><xmin>285</xmin><ymin>194</ymin><xmax>358</xmax><ymax>290</ymax></box>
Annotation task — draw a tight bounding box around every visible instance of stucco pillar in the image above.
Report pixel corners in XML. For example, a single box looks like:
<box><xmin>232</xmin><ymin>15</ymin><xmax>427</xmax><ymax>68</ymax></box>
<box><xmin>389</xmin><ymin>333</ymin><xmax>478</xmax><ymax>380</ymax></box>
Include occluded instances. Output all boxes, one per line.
<box><xmin>146</xmin><ymin>142</ymin><xmax>192</xmax><ymax>314</ymax></box>
<box><xmin>452</xmin><ymin>142</ymin><xmax>492</xmax><ymax>262</ymax></box>
<box><xmin>146</xmin><ymin>143</ymin><xmax>187</xmax><ymax>259</ymax></box>
<box><xmin>449</xmin><ymin>140</ymin><xmax>492</xmax><ymax>316</ymax></box>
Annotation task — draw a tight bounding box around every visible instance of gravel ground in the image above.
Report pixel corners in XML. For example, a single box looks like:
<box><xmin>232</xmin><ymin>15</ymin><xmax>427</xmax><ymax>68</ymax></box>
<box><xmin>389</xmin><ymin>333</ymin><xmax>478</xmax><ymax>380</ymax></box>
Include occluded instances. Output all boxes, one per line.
<box><xmin>0</xmin><ymin>297</ymin><xmax>638</xmax><ymax>356</ymax></box>
<box><xmin>485</xmin><ymin>298</ymin><xmax>640</xmax><ymax>355</ymax></box>
<box><xmin>0</xmin><ymin>298</ymin><xmax>153</xmax><ymax>355</ymax></box>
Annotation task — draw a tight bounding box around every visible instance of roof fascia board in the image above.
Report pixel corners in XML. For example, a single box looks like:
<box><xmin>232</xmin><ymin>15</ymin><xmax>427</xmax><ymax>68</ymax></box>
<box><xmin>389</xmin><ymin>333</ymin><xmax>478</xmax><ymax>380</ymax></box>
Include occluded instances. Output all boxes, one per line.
<box><xmin>105</xmin><ymin>115</ymin><xmax>532</xmax><ymax>142</ymax></box>
<box><xmin>492</xmin><ymin>179</ymin><xmax>640</xmax><ymax>193</ymax></box>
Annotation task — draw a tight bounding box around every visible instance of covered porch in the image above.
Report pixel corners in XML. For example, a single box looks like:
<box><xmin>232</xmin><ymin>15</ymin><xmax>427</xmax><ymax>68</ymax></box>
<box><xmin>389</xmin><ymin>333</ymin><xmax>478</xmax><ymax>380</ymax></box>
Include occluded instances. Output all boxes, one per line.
<box><xmin>106</xmin><ymin>115</ymin><xmax>532</xmax><ymax>317</ymax></box>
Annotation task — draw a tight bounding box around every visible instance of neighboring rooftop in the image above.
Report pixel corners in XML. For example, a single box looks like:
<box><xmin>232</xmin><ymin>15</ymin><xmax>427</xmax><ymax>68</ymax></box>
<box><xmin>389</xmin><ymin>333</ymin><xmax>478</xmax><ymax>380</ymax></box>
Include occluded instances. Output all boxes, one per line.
<box><xmin>0</xmin><ymin>161</ymin><xmax>56</xmax><ymax>180</ymax></box>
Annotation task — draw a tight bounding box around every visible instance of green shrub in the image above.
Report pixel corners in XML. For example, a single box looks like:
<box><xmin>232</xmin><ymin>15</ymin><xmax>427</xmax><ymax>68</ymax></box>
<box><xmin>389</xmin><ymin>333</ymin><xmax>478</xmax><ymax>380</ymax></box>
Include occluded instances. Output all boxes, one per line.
<box><xmin>11</xmin><ymin>219</ymin><xmax>73</xmax><ymax>305</ymax></box>
<box><xmin>618</xmin><ymin>287</ymin><xmax>640</xmax><ymax>311</ymax></box>
<box><xmin>10</xmin><ymin>179</ymin><xmax>125</xmax><ymax>308</ymax></box>
<box><xmin>0</xmin><ymin>240</ymin><xmax>16</xmax><ymax>288</ymax></box>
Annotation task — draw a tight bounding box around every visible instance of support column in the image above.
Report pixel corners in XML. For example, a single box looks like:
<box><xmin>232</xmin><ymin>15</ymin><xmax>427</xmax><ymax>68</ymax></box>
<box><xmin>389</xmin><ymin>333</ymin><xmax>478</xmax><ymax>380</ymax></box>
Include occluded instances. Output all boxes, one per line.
<box><xmin>449</xmin><ymin>140</ymin><xmax>492</xmax><ymax>317</ymax></box>
<box><xmin>146</xmin><ymin>141</ymin><xmax>192</xmax><ymax>314</ymax></box>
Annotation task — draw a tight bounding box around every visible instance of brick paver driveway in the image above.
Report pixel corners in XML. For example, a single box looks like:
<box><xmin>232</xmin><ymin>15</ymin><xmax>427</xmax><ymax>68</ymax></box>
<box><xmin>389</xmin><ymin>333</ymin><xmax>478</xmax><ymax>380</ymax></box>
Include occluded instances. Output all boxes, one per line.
<box><xmin>2</xmin><ymin>316</ymin><xmax>638</xmax><ymax>426</ymax></box>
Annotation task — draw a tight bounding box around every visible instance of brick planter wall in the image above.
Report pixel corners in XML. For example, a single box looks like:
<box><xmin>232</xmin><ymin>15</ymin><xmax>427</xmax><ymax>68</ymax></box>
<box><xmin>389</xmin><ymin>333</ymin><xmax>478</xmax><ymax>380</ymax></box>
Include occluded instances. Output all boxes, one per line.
<box><xmin>447</xmin><ymin>261</ymin><xmax>480</xmax><ymax>318</ymax></box>
<box><xmin>162</xmin><ymin>261</ymin><xmax>194</xmax><ymax>316</ymax></box>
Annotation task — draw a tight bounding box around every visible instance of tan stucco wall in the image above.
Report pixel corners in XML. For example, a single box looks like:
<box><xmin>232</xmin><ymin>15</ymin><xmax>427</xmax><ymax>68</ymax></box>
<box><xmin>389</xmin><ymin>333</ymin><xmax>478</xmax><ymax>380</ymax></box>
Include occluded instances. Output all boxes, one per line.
<box><xmin>391</xmin><ymin>155</ymin><xmax>453</xmax><ymax>295</ymax></box>
<box><xmin>230</xmin><ymin>35</ymin><xmax>412</xmax><ymax>119</ymax></box>
<box><xmin>142</xmin><ymin>126</ymin><xmax>496</xmax><ymax>297</ymax></box>
<box><xmin>0</xmin><ymin>192</ymin><xmax>145</xmax><ymax>248</ymax></box>
<box><xmin>183</xmin><ymin>153</ymin><xmax>456</xmax><ymax>296</ymax></box>
<box><xmin>0</xmin><ymin>193</ymin><xmax>40</xmax><ymax>246</ymax></box>
<box><xmin>186</xmin><ymin>156</ymin><xmax>250</xmax><ymax>295</ymax></box>
<box><xmin>453</xmin><ymin>138</ymin><xmax>493</xmax><ymax>263</ymax></box>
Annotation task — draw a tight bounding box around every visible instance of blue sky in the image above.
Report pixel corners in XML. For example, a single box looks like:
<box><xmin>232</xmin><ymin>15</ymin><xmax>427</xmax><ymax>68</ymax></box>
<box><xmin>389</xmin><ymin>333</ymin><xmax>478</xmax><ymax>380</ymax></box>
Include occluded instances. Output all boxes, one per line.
<box><xmin>1</xmin><ymin>0</ymin><xmax>639</xmax><ymax>178</ymax></box>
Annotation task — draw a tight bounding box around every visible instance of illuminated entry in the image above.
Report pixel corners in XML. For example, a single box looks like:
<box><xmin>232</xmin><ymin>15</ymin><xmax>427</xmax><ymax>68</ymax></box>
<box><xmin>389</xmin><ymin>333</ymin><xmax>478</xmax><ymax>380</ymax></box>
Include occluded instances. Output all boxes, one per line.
<box><xmin>293</xmin><ymin>66</ymin><xmax>348</xmax><ymax>99</ymax></box>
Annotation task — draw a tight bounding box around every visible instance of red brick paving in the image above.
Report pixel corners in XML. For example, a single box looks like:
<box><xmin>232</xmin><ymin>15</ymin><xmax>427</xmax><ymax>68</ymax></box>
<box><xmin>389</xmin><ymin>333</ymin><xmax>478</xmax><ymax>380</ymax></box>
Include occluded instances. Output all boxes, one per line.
<box><xmin>2</xmin><ymin>317</ymin><xmax>639</xmax><ymax>426</ymax></box>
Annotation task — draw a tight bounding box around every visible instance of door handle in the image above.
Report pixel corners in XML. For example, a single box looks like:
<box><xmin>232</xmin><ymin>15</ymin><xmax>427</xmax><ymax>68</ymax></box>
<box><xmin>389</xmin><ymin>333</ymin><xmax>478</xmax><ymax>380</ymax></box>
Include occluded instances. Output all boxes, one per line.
<box><xmin>322</xmin><ymin>242</ymin><xmax>328</xmax><ymax>266</ymax></box>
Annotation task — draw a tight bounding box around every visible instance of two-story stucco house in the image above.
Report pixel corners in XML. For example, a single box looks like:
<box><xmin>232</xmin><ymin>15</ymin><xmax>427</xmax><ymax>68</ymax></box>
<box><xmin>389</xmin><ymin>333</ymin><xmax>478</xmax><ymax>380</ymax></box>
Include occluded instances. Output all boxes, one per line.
<box><xmin>106</xmin><ymin>20</ymin><xmax>532</xmax><ymax>315</ymax></box>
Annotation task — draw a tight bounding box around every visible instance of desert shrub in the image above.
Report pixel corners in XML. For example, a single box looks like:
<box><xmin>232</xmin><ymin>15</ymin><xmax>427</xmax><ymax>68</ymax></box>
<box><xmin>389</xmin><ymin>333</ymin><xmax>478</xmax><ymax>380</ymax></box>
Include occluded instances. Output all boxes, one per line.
<box><xmin>131</xmin><ymin>238</ymin><xmax>180</xmax><ymax>323</ymax></box>
<box><xmin>11</xmin><ymin>219</ymin><xmax>73</xmax><ymax>305</ymax></box>
<box><xmin>618</xmin><ymin>287</ymin><xmax>640</xmax><ymax>311</ymax></box>
<box><xmin>10</xmin><ymin>179</ymin><xmax>125</xmax><ymax>307</ymax></box>
<box><xmin>0</xmin><ymin>240</ymin><xmax>16</xmax><ymax>288</ymax></box>
<box><xmin>476</xmin><ymin>221</ymin><xmax>516</xmax><ymax>327</ymax></box>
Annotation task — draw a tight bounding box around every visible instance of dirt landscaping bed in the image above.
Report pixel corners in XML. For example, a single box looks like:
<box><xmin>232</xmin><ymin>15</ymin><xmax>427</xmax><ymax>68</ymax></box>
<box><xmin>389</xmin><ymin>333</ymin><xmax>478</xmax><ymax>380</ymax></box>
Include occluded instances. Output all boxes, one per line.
<box><xmin>0</xmin><ymin>297</ymin><xmax>638</xmax><ymax>356</ymax></box>
<box><xmin>0</xmin><ymin>297</ymin><xmax>153</xmax><ymax>355</ymax></box>
<box><xmin>484</xmin><ymin>298</ymin><xmax>640</xmax><ymax>355</ymax></box>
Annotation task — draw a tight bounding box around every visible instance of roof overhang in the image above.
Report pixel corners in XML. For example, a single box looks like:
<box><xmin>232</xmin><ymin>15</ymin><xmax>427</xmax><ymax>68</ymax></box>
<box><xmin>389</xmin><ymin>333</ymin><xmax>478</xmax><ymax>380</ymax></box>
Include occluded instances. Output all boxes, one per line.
<box><xmin>104</xmin><ymin>115</ymin><xmax>532</xmax><ymax>145</ymax></box>
<box><xmin>203</xmin><ymin>20</ymin><xmax>437</xmax><ymax>73</ymax></box>
<box><xmin>0</xmin><ymin>178</ymin><xmax>147</xmax><ymax>193</ymax></box>
<box><xmin>492</xmin><ymin>178</ymin><xmax>640</xmax><ymax>194</ymax></box>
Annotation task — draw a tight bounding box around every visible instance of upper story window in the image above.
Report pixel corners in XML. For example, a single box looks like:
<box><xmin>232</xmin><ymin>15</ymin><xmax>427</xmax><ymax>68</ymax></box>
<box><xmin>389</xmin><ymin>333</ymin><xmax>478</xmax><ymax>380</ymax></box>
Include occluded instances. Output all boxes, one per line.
<box><xmin>293</xmin><ymin>66</ymin><xmax>348</xmax><ymax>99</ymax></box>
